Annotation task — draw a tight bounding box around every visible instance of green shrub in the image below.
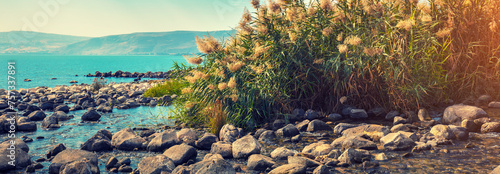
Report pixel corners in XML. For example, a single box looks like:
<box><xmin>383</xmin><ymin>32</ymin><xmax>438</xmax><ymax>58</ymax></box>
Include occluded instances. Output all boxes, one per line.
<box><xmin>143</xmin><ymin>79</ymin><xmax>188</xmax><ymax>98</ymax></box>
<box><xmin>173</xmin><ymin>0</ymin><xmax>450</xmax><ymax>130</ymax></box>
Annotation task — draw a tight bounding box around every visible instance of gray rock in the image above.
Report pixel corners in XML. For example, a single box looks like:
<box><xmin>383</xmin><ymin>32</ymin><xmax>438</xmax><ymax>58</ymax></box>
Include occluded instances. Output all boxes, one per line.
<box><xmin>185</xmin><ymin>156</ymin><xmax>236</xmax><ymax>174</ymax></box>
<box><xmin>305</xmin><ymin>109</ymin><xmax>320</xmax><ymax>120</ymax></box>
<box><xmin>488</xmin><ymin>101</ymin><xmax>500</xmax><ymax>108</ymax></box>
<box><xmin>307</xmin><ymin>120</ymin><xmax>332</xmax><ymax>132</ymax></box>
<box><xmin>47</xmin><ymin>143</ymin><xmax>66</xmax><ymax>159</ymax></box>
<box><xmin>393</xmin><ymin>116</ymin><xmax>406</xmax><ymax>125</ymax></box>
<box><xmin>54</xmin><ymin>105</ymin><xmax>70</xmax><ymax>113</ymax></box>
<box><xmin>147</xmin><ymin>129</ymin><xmax>180</xmax><ymax>152</ymax></box>
<box><xmin>273</xmin><ymin>119</ymin><xmax>287</xmax><ymax>131</ymax></box>
<box><xmin>59</xmin><ymin>159</ymin><xmax>99</xmax><ymax>174</ymax></box>
<box><xmin>268</xmin><ymin>164</ymin><xmax>306</xmax><ymax>174</ymax></box>
<box><xmin>232</xmin><ymin>135</ymin><xmax>261</xmax><ymax>159</ymax></box>
<box><xmin>138</xmin><ymin>155</ymin><xmax>176</xmax><ymax>174</ymax></box>
<box><xmin>430</xmin><ymin>124</ymin><xmax>454</xmax><ymax>140</ymax></box>
<box><xmin>341</xmin><ymin>124</ymin><xmax>390</xmax><ymax>138</ymax></box>
<box><xmin>276</xmin><ymin>124</ymin><xmax>300</xmax><ymax>137</ymax></box>
<box><xmin>291</xmin><ymin>108</ymin><xmax>306</xmax><ymax>121</ymax></box>
<box><xmin>81</xmin><ymin>109</ymin><xmax>101</xmax><ymax>121</ymax></box>
<box><xmin>163</xmin><ymin>144</ymin><xmax>197</xmax><ymax>165</ymax></box>
<box><xmin>270</xmin><ymin>147</ymin><xmax>297</xmax><ymax>160</ymax></box>
<box><xmin>81</xmin><ymin>130</ymin><xmax>113</xmax><ymax>152</ymax></box>
<box><xmin>219</xmin><ymin>124</ymin><xmax>240</xmax><ymax>143</ymax></box>
<box><xmin>258</xmin><ymin>130</ymin><xmax>276</xmax><ymax>142</ymax></box>
<box><xmin>41</xmin><ymin>115</ymin><xmax>59</xmax><ymax>128</ymax></box>
<box><xmin>177</xmin><ymin>128</ymin><xmax>197</xmax><ymax>145</ymax></box>
<box><xmin>326</xmin><ymin>113</ymin><xmax>342</xmax><ymax>122</ymax></box>
<box><xmin>48</xmin><ymin>149</ymin><xmax>99</xmax><ymax>174</ymax></box>
<box><xmin>338</xmin><ymin>136</ymin><xmax>377</xmax><ymax>151</ymax></box>
<box><xmin>0</xmin><ymin>139</ymin><xmax>31</xmax><ymax>171</ymax></box>
<box><xmin>313</xmin><ymin>165</ymin><xmax>330</xmax><ymax>174</ymax></box>
<box><xmin>288</xmin><ymin>156</ymin><xmax>321</xmax><ymax>167</ymax></box>
<box><xmin>418</xmin><ymin>108</ymin><xmax>430</xmax><ymax>121</ymax></box>
<box><xmin>380</xmin><ymin>132</ymin><xmax>416</xmax><ymax>150</ymax></box>
<box><xmin>210</xmin><ymin>141</ymin><xmax>233</xmax><ymax>158</ymax></box>
<box><xmin>481</xmin><ymin>122</ymin><xmax>500</xmax><ymax>133</ymax></box>
<box><xmin>28</xmin><ymin>110</ymin><xmax>46</xmax><ymax>121</ymax></box>
<box><xmin>338</xmin><ymin>148</ymin><xmax>367</xmax><ymax>165</ymax></box>
<box><xmin>349</xmin><ymin>109</ymin><xmax>368</xmax><ymax>119</ymax></box>
<box><xmin>111</xmin><ymin>128</ymin><xmax>146</xmax><ymax>151</ymax></box>
<box><xmin>195</xmin><ymin>132</ymin><xmax>218</xmax><ymax>150</ymax></box>
<box><xmin>461</xmin><ymin>119</ymin><xmax>480</xmax><ymax>132</ymax></box>
<box><xmin>333</xmin><ymin>123</ymin><xmax>359</xmax><ymax>135</ymax></box>
<box><xmin>449</xmin><ymin>125</ymin><xmax>468</xmax><ymax>140</ymax></box>
<box><xmin>443</xmin><ymin>104</ymin><xmax>487</xmax><ymax>125</ymax></box>
<box><xmin>18</xmin><ymin>122</ymin><xmax>37</xmax><ymax>132</ymax></box>
<box><xmin>105</xmin><ymin>156</ymin><xmax>118</xmax><ymax>169</ymax></box>
<box><xmin>51</xmin><ymin>111</ymin><xmax>71</xmax><ymax>121</ymax></box>
<box><xmin>247</xmin><ymin>154</ymin><xmax>275</xmax><ymax>171</ymax></box>
<box><xmin>385</xmin><ymin>111</ymin><xmax>400</xmax><ymax>120</ymax></box>
<box><xmin>295</xmin><ymin>120</ymin><xmax>310</xmax><ymax>132</ymax></box>
<box><xmin>302</xmin><ymin>142</ymin><xmax>334</xmax><ymax>157</ymax></box>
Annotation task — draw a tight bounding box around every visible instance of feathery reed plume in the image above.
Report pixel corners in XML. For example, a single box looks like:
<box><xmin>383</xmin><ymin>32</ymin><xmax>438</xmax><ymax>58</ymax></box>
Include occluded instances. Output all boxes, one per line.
<box><xmin>421</xmin><ymin>15</ymin><xmax>432</xmax><ymax>23</ymax></box>
<box><xmin>313</xmin><ymin>59</ymin><xmax>325</xmax><ymax>64</ymax></box>
<box><xmin>184</xmin><ymin>101</ymin><xmax>195</xmax><ymax>108</ymax></box>
<box><xmin>344</xmin><ymin>35</ymin><xmax>362</xmax><ymax>45</ymax></box>
<box><xmin>396</xmin><ymin>19</ymin><xmax>415</xmax><ymax>31</ymax></box>
<box><xmin>363</xmin><ymin>47</ymin><xmax>383</xmax><ymax>57</ymax></box>
<box><xmin>195</xmin><ymin>36</ymin><xmax>221</xmax><ymax>54</ymax></box>
<box><xmin>228</xmin><ymin>77</ymin><xmax>237</xmax><ymax>88</ymax></box>
<box><xmin>256</xmin><ymin>23</ymin><xmax>269</xmax><ymax>35</ymax></box>
<box><xmin>182</xmin><ymin>87</ymin><xmax>193</xmax><ymax>94</ymax></box>
<box><xmin>322</xmin><ymin>27</ymin><xmax>334</xmax><ymax>37</ymax></box>
<box><xmin>337</xmin><ymin>44</ymin><xmax>348</xmax><ymax>53</ymax></box>
<box><xmin>183</xmin><ymin>55</ymin><xmax>203</xmax><ymax>65</ymax></box>
<box><xmin>228</xmin><ymin>61</ymin><xmax>245</xmax><ymax>72</ymax></box>
<box><xmin>218</xmin><ymin>82</ymin><xmax>228</xmax><ymax>90</ymax></box>
<box><xmin>208</xmin><ymin>84</ymin><xmax>216</xmax><ymax>90</ymax></box>
<box><xmin>337</xmin><ymin>32</ymin><xmax>343</xmax><ymax>41</ymax></box>
<box><xmin>490</xmin><ymin>21</ymin><xmax>498</xmax><ymax>32</ymax></box>
<box><xmin>268</xmin><ymin>0</ymin><xmax>281</xmax><ymax>14</ymax></box>
<box><xmin>436</xmin><ymin>27</ymin><xmax>452</xmax><ymax>38</ymax></box>
<box><xmin>229</xmin><ymin>94</ymin><xmax>238</xmax><ymax>102</ymax></box>
<box><xmin>320</xmin><ymin>0</ymin><xmax>333</xmax><ymax>11</ymax></box>
<box><xmin>250</xmin><ymin>65</ymin><xmax>265</xmax><ymax>74</ymax></box>
<box><xmin>216</xmin><ymin>68</ymin><xmax>226</xmax><ymax>78</ymax></box>
<box><xmin>251</xmin><ymin>0</ymin><xmax>260</xmax><ymax>9</ymax></box>
<box><xmin>253</xmin><ymin>45</ymin><xmax>271</xmax><ymax>59</ymax></box>
<box><xmin>286</xmin><ymin>7</ymin><xmax>299</xmax><ymax>21</ymax></box>
<box><xmin>289</xmin><ymin>31</ymin><xmax>298</xmax><ymax>42</ymax></box>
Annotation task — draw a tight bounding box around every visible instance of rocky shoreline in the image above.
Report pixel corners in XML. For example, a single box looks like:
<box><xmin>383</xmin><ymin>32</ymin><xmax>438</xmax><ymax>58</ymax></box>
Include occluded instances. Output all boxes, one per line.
<box><xmin>1</xmin><ymin>82</ymin><xmax>500</xmax><ymax>173</ymax></box>
<box><xmin>85</xmin><ymin>70</ymin><xmax>174</xmax><ymax>79</ymax></box>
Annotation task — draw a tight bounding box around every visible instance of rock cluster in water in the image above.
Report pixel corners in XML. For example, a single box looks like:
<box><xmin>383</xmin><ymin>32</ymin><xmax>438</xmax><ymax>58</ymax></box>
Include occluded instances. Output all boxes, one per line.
<box><xmin>2</xmin><ymin>85</ymin><xmax>500</xmax><ymax>173</ymax></box>
<box><xmin>85</xmin><ymin>70</ymin><xmax>174</xmax><ymax>79</ymax></box>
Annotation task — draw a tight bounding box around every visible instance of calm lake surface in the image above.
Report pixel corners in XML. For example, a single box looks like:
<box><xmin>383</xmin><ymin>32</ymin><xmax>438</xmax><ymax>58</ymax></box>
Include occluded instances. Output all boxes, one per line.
<box><xmin>0</xmin><ymin>55</ymin><xmax>186</xmax><ymax>89</ymax></box>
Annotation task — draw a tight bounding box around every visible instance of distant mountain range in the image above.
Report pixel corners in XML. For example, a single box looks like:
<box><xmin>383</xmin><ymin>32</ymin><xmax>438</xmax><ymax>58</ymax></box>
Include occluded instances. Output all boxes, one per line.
<box><xmin>0</xmin><ymin>30</ymin><xmax>235</xmax><ymax>55</ymax></box>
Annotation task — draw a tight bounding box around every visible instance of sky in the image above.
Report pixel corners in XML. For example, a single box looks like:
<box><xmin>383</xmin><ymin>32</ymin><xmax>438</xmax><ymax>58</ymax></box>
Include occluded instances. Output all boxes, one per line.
<box><xmin>0</xmin><ymin>0</ymin><xmax>253</xmax><ymax>37</ymax></box>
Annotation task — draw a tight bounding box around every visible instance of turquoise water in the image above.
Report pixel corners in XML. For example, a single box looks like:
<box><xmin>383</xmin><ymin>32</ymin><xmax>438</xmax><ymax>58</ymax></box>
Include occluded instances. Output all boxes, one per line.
<box><xmin>0</xmin><ymin>55</ymin><xmax>187</xmax><ymax>89</ymax></box>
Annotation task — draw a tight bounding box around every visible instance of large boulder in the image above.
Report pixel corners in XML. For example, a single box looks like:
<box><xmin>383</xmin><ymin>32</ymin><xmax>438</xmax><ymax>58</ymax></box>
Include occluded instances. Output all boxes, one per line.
<box><xmin>332</xmin><ymin>136</ymin><xmax>377</xmax><ymax>151</ymax></box>
<box><xmin>333</xmin><ymin>123</ymin><xmax>360</xmax><ymax>135</ymax></box>
<box><xmin>306</xmin><ymin>120</ymin><xmax>333</xmax><ymax>132</ymax></box>
<box><xmin>54</xmin><ymin>105</ymin><xmax>70</xmax><ymax>113</ymax></box>
<box><xmin>0</xmin><ymin>139</ymin><xmax>31</xmax><ymax>172</ymax></box>
<box><xmin>219</xmin><ymin>124</ymin><xmax>240</xmax><ymax>143</ymax></box>
<box><xmin>341</xmin><ymin>124</ymin><xmax>390</xmax><ymax>137</ymax></box>
<box><xmin>47</xmin><ymin>143</ymin><xmax>66</xmax><ymax>159</ymax></box>
<box><xmin>111</xmin><ymin>128</ymin><xmax>146</xmax><ymax>151</ymax></box>
<box><xmin>28</xmin><ymin>110</ymin><xmax>46</xmax><ymax>121</ymax></box>
<box><xmin>210</xmin><ymin>141</ymin><xmax>233</xmax><ymax>158</ymax></box>
<box><xmin>41</xmin><ymin>115</ymin><xmax>59</xmax><ymax>128</ymax></box>
<box><xmin>81</xmin><ymin>130</ymin><xmax>113</xmax><ymax>152</ymax></box>
<box><xmin>176</xmin><ymin>154</ymin><xmax>235</xmax><ymax>174</ymax></box>
<box><xmin>270</xmin><ymin>147</ymin><xmax>297</xmax><ymax>160</ymax></box>
<box><xmin>380</xmin><ymin>132</ymin><xmax>416</xmax><ymax>150</ymax></box>
<box><xmin>247</xmin><ymin>154</ymin><xmax>276</xmax><ymax>171</ymax></box>
<box><xmin>147</xmin><ymin>129</ymin><xmax>180</xmax><ymax>152</ymax></box>
<box><xmin>59</xmin><ymin>159</ymin><xmax>98</xmax><ymax>174</ymax></box>
<box><xmin>481</xmin><ymin>122</ymin><xmax>500</xmax><ymax>133</ymax></box>
<box><xmin>338</xmin><ymin>148</ymin><xmax>368</xmax><ymax>165</ymax></box>
<box><xmin>81</xmin><ymin>109</ymin><xmax>101</xmax><ymax>121</ymax></box>
<box><xmin>430</xmin><ymin>124</ymin><xmax>454</xmax><ymax>140</ymax></box>
<box><xmin>195</xmin><ymin>132</ymin><xmax>218</xmax><ymax>150</ymax></box>
<box><xmin>48</xmin><ymin>149</ymin><xmax>99</xmax><ymax>174</ymax></box>
<box><xmin>51</xmin><ymin>111</ymin><xmax>71</xmax><ymax>121</ymax></box>
<box><xmin>138</xmin><ymin>155</ymin><xmax>176</xmax><ymax>174</ymax></box>
<box><xmin>163</xmin><ymin>144</ymin><xmax>197</xmax><ymax>165</ymax></box>
<box><xmin>276</xmin><ymin>124</ymin><xmax>300</xmax><ymax>137</ymax></box>
<box><xmin>232</xmin><ymin>135</ymin><xmax>262</xmax><ymax>159</ymax></box>
<box><xmin>177</xmin><ymin>128</ymin><xmax>197</xmax><ymax>145</ymax></box>
<box><xmin>443</xmin><ymin>104</ymin><xmax>487</xmax><ymax>125</ymax></box>
<box><xmin>349</xmin><ymin>109</ymin><xmax>368</xmax><ymax>119</ymax></box>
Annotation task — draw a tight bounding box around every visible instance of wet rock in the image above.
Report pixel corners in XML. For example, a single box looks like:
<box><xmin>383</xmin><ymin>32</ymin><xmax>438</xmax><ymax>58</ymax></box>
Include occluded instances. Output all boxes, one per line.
<box><xmin>138</xmin><ymin>155</ymin><xmax>176</xmax><ymax>174</ymax></box>
<box><xmin>271</xmin><ymin>147</ymin><xmax>297</xmax><ymax>160</ymax></box>
<box><xmin>385</xmin><ymin>111</ymin><xmax>400</xmax><ymax>120</ymax></box>
<box><xmin>312</xmin><ymin>165</ymin><xmax>329</xmax><ymax>174</ymax></box>
<box><xmin>481</xmin><ymin>122</ymin><xmax>500</xmax><ymax>133</ymax></box>
<box><xmin>177</xmin><ymin>128</ymin><xmax>197</xmax><ymax>145</ymax></box>
<box><xmin>184</xmin><ymin>156</ymin><xmax>235</xmax><ymax>174</ymax></box>
<box><xmin>195</xmin><ymin>132</ymin><xmax>218</xmax><ymax>150</ymax></box>
<box><xmin>338</xmin><ymin>148</ymin><xmax>367</xmax><ymax>165</ymax></box>
<box><xmin>28</xmin><ymin>110</ymin><xmax>46</xmax><ymax>121</ymax></box>
<box><xmin>412</xmin><ymin>142</ymin><xmax>432</xmax><ymax>152</ymax></box>
<box><xmin>380</xmin><ymin>132</ymin><xmax>416</xmax><ymax>150</ymax></box>
<box><xmin>291</xmin><ymin>134</ymin><xmax>302</xmax><ymax>143</ymax></box>
<box><xmin>290</xmin><ymin>108</ymin><xmax>305</xmax><ymax>122</ymax></box>
<box><xmin>306</xmin><ymin>143</ymin><xmax>335</xmax><ymax>157</ymax></box>
<box><xmin>147</xmin><ymin>129</ymin><xmax>180</xmax><ymax>152</ymax></box>
<box><xmin>295</xmin><ymin>120</ymin><xmax>310</xmax><ymax>132</ymax></box>
<box><xmin>334</xmin><ymin>136</ymin><xmax>377</xmax><ymax>151</ymax></box>
<box><xmin>273</xmin><ymin>119</ymin><xmax>287</xmax><ymax>130</ymax></box>
<box><xmin>111</xmin><ymin>128</ymin><xmax>146</xmax><ymax>151</ymax></box>
<box><xmin>268</xmin><ymin>164</ymin><xmax>306</xmax><ymax>174</ymax></box>
<box><xmin>210</xmin><ymin>141</ymin><xmax>233</xmax><ymax>158</ymax></box>
<box><xmin>276</xmin><ymin>124</ymin><xmax>300</xmax><ymax>137</ymax></box>
<box><xmin>48</xmin><ymin>149</ymin><xmax>99</xmax><ymax>174</ymax></box>
<box><xmin>430</xmin><ymin>124</ymin><xmax>454</xmax><ymax>140</ymax></box>
<box><xmin>462</xmin><ymin>119</ymin><xmax>480</xmax><ymax>132</ymax></box>
<box><xmin>96</xmin><ymin>105</ymin><xmax>112</xmax><ymax>113</ymax></box>
<box><xmin>391</xmin><ymin>124</ymin><xmax>417</xmax><ymax>133</ymax></box>
<box><xmin>41</xmin><ymin>115</ymin><xmax>59</xmax><ymax>128</ymax></box>
<box><xmin>47</xmin><ymin>143</ymin><xmax>66</xmax><ymax>159</ymax></box>
<box><xmin>232</xmin><ymin>135</ymin><xmax>262</xmax><ymax>159</ymax></box>
<box><xmin>368</xmin><ymin>107</ymin><xmax>386</xmax><ymax>118</ymax></box>
<box><xmin>81</xmin><ymin>109</ymin><xmax>101</xmax><ymax>121</ymax></box>
<box><xmin>118</xmin><ymin>165</ymin><xmax>133</xmax><ymax>172</ymax></box>
<box><xmin>258</xmin><ymin>130</ymin><xmax>276</xmax><ymax>142</ymax></box>
<box><xmin>393</xmin><ymin>116</ymin><xmax>406</xmax><ymax>125</ymax></box>
<box><xmin>307</xmin><ymin>119</ymin><xmax>333</xmax><ymax>132</ymax></box>
<box><xmin>247</xmin><ymin>154</ymin><xmax>276</xmax><ymax>171</ymax></box>
<box><xmin>0</xmin><ymin>139</ymin><xmax>31</xmax><ymax>171</ymax></box>
<box><xmin>326</xmin><ymin>113</ymin><xmax>343</xmax><ymax>122</ymax></box>
<box><xmin>105</xmin><ymin>157</ymin><xmax>118</xmax><ymax>169</ymax></box>
<box><xmin>349</xmin><ymin>109</ymin><xmax>368</xmax><ymax>119</ymax></box>
<box><xmin>163</xmin><ymin>144</ymin><xmax>197</xmax><ymax>165</ymax></box>
<box><xmin>54</xmin><ymin>105</ymin><xmax>70</xmax><ymax>113</ymax></box>
<box><xmin>420</xmin><ymin>120</ymin><xmax>437</xmax><ymax>128</ymax></box>
<box><xmin>449</xmin><ymin>125</ymin><xmax>468</xmax><ymax>140</ymax></box>
<box><xmin>38</xmin><ymin>102</ymin><xmax>54</xmax><ymax>110</ymax></box>
<box><xmin>341</xmin><ymin>124</ymin><xmax>389</xmax><ymax>137</ymax></box>
<box><xmin>138</xmin><ymin>129</ymin><xmax>155</xmax><ymax>138</ymax></box>
<box><xmin>418</xmin><ymin>108</ymin><xmax>430</xmax><ymax>121</ymax></box>
<box><xmin>219</xmin><ymin>124</ymin><xmax>240</xmax><ymax>143</ymax></box>
<box><xmin>443</xmin><ymin>104</ymin><xmax>487</xmax><ymax>125</ymax></box>
<box><xmin>52</xmin><ymin>111</ymin><xmax>71</xmax><ymax>121</ymax></box>
<box><xmin>81</xmin><ymin>130</ymin><xmax>113</xmax><ymax>152</ymax></box>
<box><xmin>18</xmin><ymin>122</ymin><xmax>37</xmax><ymax>132</ymax></box>
<box><xmin>305</xmin><ymin>109</ymin><xmax>320</xmax><ymax>120</ymax></box>
<box><xmin>333</xmin><ymin>123</ymin><xmax>359</xmax><ymax>135</ymax></box>
<box><xmin>288</xmin><ymin>156</ymin><xmax>321</xmax><ymax>167</ymax></box>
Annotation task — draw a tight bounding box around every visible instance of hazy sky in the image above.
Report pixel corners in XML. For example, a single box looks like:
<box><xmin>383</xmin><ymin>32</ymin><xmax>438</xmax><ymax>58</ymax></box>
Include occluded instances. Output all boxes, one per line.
<box><xmin>0</xmin><ymin>0</ymin><xmax>253</xmax><ymax>37</ymax></box>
